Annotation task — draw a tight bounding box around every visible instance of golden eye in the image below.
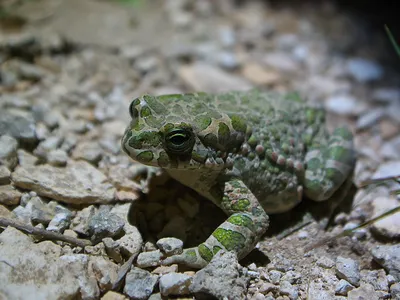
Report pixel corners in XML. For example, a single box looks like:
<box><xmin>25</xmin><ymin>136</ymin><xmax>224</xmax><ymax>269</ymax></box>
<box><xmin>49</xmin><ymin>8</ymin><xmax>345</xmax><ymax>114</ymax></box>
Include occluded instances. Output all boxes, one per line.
<box><xmin>165</xmin><ymin>129</ymin><xmax>194</xmax><ymax>154</ymax></box>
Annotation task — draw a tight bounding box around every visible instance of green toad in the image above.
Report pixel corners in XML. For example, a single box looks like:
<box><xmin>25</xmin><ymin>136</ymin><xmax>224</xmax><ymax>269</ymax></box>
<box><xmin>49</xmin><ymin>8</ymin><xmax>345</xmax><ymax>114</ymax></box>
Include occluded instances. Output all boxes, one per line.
<box><xmin>121</xmin><ymin>90</ymin><xmax>355</xmax><ymax>268</ymax></box>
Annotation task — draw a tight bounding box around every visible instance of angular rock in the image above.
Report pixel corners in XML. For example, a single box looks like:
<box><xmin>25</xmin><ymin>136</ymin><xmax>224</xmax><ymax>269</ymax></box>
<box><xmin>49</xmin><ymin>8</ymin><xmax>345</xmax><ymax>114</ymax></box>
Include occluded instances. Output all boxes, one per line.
<box><xmin>102</xmin><ymin>237</ymin><xmax>123</xmax><ymax>263</ymax></box>
<box><xmin>123</xmin><ymin>268</ymin><xmax>159</xmax><ymax>300</ymax></box>
<box><xmin>159</xmin><ymin>272</ymin><xmax>192</xmax><ymax>296</ymax></box>
<box><xmin>47</xmin><ymin>212</ymin><xmax>72</xmax><ymax>233</ymax></box>
<box><xmin>88</xmin><ymin>211</ymin><xmax>125</xmax><ymax>242</ymax></box>
<box><xmin>17</xmin><ymin>149</ymin><xmax>39</xmax><ymax>166</ymax></box>
<box><xmin>190</xmin><ymin>251</ymin><xmax>249</xmax><ymax>299</ymax></box>
<box><xmin>335</xmin><ymin>256</ymin><xmax>360</xmax><ymax>287</ymax></box>
<box><xmin>0</xmin><ymin>111</ymin><xmax>37</xmax><ymax>147</ymax></box>
<box><xmin>347</xmin><ymin>283</ymin><xmax>379</xmax><ymax>300</ymax></box>
<box><xmin>71</xmin><ymin>205</ymin><xmax>96</xmax><ymax>236</ymax></box>
<box><xmin>371</xmin><ymin>245</ymin><xmax>400</xmax><ymax>281</ymax></box>
<box><xmin>391</xmin><ymin>282</ymin><xmax>400</xmax><ymax>300</ymax></box>
<box><xmin>88</xmin><ymin>256</ymin><xmax>118</xmax><ymax>292</ymax></box>
<box><xmin>0</xmin><ymin>165</ymin><xmax>11</xmax><ymax>184</ymax></box>
<box><xmin>71</xmin><ymin>141</ymin><xmax>103</xmax><ymax>165</ymax></box>
<box><xmin>335</xmin><ymin>279</ymin><xmax>354</xmax><ymax>296</ymax></box>
<box><xmin>279</xmin><ymin>280</ymin><xmax>298</xmax><ymax>299</ymax></box>
<box><xmin>0</xmin><ymin>185</ymin><xmax>21</xmax><ymax>205</ymax></box>
<box><xmin>136</xmin><ymin>250</ymin><xmax>163</xmax><ymax>268</ymax></box>
<box><xmin>47</xmin><ymin>149</ymin><xmax>68</xmax><ymax>166</ymax></box>
<box><xmin>156</xmin><ymin>237</ymin><xmax>183</xmax><ymax>256</ymax></box>
<box><xmin>361</xmin><ymin>269</ymin><xmax>388</xmax><ymax>292</ymax></box>
<box><xmin>101</xmin><ymin>291</ymin><xmax>128</xmax><ymax>300</ymax></box>
<box><xmin>117</xmin><ymin>226</ymin><xmax>143</xmax><ymax>258</ymax></box>
<box><xmin>12</xmin><ymin>160</ymin><xmax>116</xmax><ymax>204</ymax></box>
<box><xmin>306</xmin><ymin>281</ymin><xmax>335</xmax><ymax>300</ymax></box>
<box><xmin>0</xmin><ymin>135</ymin><xmax>18</xmax><ymax>170</ymax></box>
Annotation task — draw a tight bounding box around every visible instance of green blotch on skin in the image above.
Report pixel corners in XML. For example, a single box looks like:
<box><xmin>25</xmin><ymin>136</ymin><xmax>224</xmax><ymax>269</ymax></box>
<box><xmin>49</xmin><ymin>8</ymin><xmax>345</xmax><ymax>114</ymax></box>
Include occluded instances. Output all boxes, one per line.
<box><xmin>203</xmin><ymin>133</ymin><xmax>219</xmax><ymax>149</ymax></box>
<box><xmin>190</xmin><ymin>102</ymin><xmax>209</xmax><ymax>116</ymax></box>
<box><xmin>306</xmin><ymin>157</ymin><xmax>321</xmax><ymax>170</ymax></box>
<box><xmin>329</xmin><ymin>146</ymin><xmax>352</xmax><ymax>161</ymax></box>
<box><xmin>184</xmin><ymin>249</ymin><xmax>198</xmax><ymax>263</ymax></box>
<box><xmin>334</xmin><ymin>127</ymin><xmax>353</xmax><ymax>140</ymax></box>
<box><xmin>305</xmin><ymin>179</ymin><xmax>321</xmax><ymax>192</ymax></box>
<box><xmin>212</xmin><ymin>228</ymin><xmax>246</xmax><ymax>252</ymax></box>
<box><xmin>128</xmin><ymin>135</ymin><xmax>143</xmax><ymax>149</ymax></box>
<box><xmin>157</xmin><ymin>151</ymin><xmax>169</xmax><ymax>167</ymax></box>
<box><xmin>142</xmin><ymin>131</ymin><xmax>161</xmax><ymax>147</ymax></box>
<box><xmin>144</xmin><ymin>115</ymin><xmax>162</xmax><ymax>128</ymax></box>
<box><xmin>213</xmin><ymin>246</ymin><xmax>222</xmax><ymax>255</ymax></box>
<box><xmin>302</xmin><ymin>133</ymin><xmax>313</xmax><ymax>146</ymax></box>
<box><xmin>144</xmin><ymin>95</ymin><xmax>167</xmax><ymax>114</ymax></box>
<box><xmin>132</xmin><ymin>121</ymin><xmax>145</xmax><ymax>132</ymax></box>
<box><xmin>231</xmin><ymin>198</ymin><xmax>250</xmax><ymax>212</ymax></box>
<box><xmin>230</xmin><ymin>115</ymin><xmax>247</xmax><ymax>133</ymax></box>
<box><xmin>128</xmin><ymin>131</ymin><xmax>160</xmax><ymax>149</ymax></box>
<box><xmin>140</xmin><ymin>106</ymin><xmax>152</xmax><ymax>118</ymax></box>
<box><xmin>227</xmin><ymin>214</ymin><xmax>255</xmax><ymax>231</ymax></box>
<box><xmin>285</xmin><ymin>92</ymin><xmax>303</xmax><ymax>103</ymax></box>
<box><xmin>198</xmin><ymin>244</ymin><xmax>213</xmax><ymax>262</ymax></box>
<box><xmin>218</xmin><ymin>122</ymin><xmax>230</xmax><ymax>145</ymax></box>
<box><xmin>326</xmin><ymin>168</ymin><xmax>343</xmax><ymax>184</ymax></box>
<box><xmin>194</xmin><ymin>115</ymin><xmax>212</xmax><ymax>131</ymax></box>
<box><xmin>306</xmin><ymin>109</ymin><xmax>316</xmax><ymax>124</ymax></box>
<box><xmin>136</xmin><ymin>151</ymin><xmax>154</xmax><ymax>163</ymax></box>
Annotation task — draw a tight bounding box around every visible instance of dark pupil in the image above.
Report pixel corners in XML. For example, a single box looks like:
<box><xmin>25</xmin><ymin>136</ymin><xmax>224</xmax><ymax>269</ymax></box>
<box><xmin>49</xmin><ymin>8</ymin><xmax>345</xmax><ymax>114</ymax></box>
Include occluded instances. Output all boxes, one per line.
<box><xmin>169</xmin><ymin>133</ymin><xmax>188</xmax><ymax>146</ymax></box>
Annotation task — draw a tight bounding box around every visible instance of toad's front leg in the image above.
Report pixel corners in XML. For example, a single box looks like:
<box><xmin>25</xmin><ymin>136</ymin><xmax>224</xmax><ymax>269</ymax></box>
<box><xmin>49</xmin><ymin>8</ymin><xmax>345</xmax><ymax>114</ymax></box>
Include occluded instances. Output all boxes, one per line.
<box><xmin>162</xmin><ymin>179</ymin><xmax>269</xmax><ymax>268</ymax></box>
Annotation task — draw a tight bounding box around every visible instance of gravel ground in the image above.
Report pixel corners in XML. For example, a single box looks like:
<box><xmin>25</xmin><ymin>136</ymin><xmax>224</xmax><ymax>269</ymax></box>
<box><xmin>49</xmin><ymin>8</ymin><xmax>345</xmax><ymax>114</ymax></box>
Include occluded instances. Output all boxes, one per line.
<box><xmin>0</xmin><ymin>0</ymin><xmax>399</xmax><ymax>299</ymax></box>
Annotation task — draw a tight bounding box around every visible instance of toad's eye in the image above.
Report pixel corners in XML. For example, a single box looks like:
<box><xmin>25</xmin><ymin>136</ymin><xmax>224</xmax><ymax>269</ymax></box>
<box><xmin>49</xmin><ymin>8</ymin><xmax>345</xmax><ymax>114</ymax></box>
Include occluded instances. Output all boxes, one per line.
<box><xmin>129</xmin><ymin>98</ymin><xmax>140</xmax><ymax>119</ymax></box>
<box><xmin>165</xmin><ymin>129</ymin><xmax>194</xmax><ymax>154</ymax></box>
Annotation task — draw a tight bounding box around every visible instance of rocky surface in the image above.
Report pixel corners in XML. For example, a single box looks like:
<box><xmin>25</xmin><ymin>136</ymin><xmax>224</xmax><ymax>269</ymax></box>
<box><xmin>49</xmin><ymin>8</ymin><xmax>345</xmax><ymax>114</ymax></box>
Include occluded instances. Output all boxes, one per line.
<box><xmin>0</xmin><ymin>0</ymin><xmax>399</xmax><ymax>299</ymax></box>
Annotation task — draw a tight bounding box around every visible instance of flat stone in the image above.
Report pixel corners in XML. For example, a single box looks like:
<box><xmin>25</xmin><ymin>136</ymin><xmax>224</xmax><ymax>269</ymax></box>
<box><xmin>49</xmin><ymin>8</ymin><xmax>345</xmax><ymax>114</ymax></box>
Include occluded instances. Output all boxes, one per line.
<box><xmin>370</xmin><ymin>196</ymin><xmax>400</xmax><ymax>239</ymax></box>
<box><xmin>242</xmin><ymin>63</ymin><xmax>281</xmax><ymax>86</ymax></box>
<box><xmin>179</xmin><ymin>63</ymin><xmax>252</xmax><ymax>93</ymax></box>
<box><xmin>0</xmin><ymin>185</ymin><xmax>21</xmax><ymax>205</ymax></box>
<box><xmin>11</xmin><ymin>160</ymin><xmax>116</xmax><ymax>204</ymax></box>
<box><xmin>159</xmin><ymin>272</ymin><xmax>192</xmax><ymax>296</ymax></box>
<box><xmin>0</xmin><ymin>227</ymin><xmax>99</xmax><ymax>299</ymax></box>
<box><xmin>123</xmin><ymin>267</ymin><xmax>159</xmax><ymax>300</ymax></box>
